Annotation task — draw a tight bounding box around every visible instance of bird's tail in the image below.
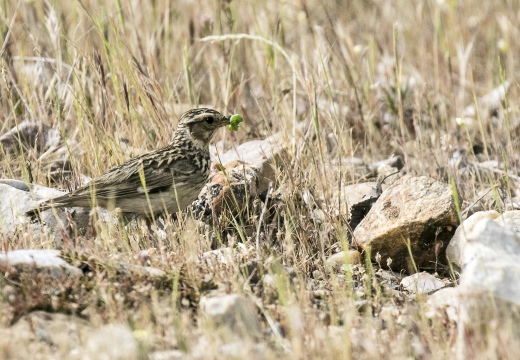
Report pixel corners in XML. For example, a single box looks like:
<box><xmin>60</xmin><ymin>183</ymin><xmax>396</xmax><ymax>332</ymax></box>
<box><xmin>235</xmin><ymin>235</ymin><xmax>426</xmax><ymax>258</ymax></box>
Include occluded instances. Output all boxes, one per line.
<box><xmin>25</xmin><ymin>200</ymin><xmax>64</xmax><ymax>218</ymax></box>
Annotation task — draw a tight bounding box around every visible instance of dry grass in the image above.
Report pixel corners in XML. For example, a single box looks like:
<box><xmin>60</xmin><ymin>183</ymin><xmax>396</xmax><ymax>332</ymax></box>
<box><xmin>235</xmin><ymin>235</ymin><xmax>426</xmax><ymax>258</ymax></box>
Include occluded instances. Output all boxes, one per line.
<box><xmin>1</xmin><ymin>0</ymin><xmax>520</xmax><ymax>358</ymax></box>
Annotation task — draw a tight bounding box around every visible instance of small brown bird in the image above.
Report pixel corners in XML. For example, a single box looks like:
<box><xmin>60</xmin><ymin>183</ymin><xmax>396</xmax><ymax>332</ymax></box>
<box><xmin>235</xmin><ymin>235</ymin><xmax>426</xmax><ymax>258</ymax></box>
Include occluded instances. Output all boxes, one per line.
<box><xmin>27</xmin><ymin>108</ymin><xmax>231</xmax><ymax>218</ymax></box>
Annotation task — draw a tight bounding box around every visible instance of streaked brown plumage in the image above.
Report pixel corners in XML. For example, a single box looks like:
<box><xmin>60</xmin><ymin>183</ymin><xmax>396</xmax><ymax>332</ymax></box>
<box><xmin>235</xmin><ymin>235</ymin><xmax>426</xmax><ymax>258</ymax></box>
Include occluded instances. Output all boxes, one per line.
<box><xmin>27</xmin><ymin>108</ymin><xmax>231</xmax><ymax>217</ymax></box>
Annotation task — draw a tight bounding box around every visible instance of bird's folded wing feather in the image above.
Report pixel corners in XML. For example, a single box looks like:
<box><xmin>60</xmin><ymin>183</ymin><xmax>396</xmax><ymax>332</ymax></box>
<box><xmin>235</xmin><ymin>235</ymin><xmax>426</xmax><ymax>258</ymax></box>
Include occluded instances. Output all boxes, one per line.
<box><xmin>88</xmin><ymin>157</ymin><xmax>196</xmax><ymax>199</ymax></box>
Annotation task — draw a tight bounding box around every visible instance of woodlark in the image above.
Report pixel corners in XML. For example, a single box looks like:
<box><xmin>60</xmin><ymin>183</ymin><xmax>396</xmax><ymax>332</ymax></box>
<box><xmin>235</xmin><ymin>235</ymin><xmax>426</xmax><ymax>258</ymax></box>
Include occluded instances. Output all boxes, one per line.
<box><xmin>28</xmin><ymin>108</ymin><xmax>231</xmax><ymax>218</ymax></box>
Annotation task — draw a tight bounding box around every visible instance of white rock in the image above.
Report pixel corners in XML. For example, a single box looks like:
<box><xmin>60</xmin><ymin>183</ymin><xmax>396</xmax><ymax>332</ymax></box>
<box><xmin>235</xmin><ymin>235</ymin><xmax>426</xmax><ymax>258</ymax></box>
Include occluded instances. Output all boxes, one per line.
<box><xmin>0</xmin><ymin>250</ymin><xmax>83</xmax><ymax>315</ymax></box>
<box><xmin>460</xmin><ymin>219</ymin><xmax>520</xmax><ymax>307</ymax></box>
<box><xmin>0</xmin><ymin>179</ymin><xmax>110</xmax><ymax>241</ymax></box>
<box><xmin>400</xmin><ymin>272</ymin><xmax>445</xmax><ymax>294</ymax></box>
<box><xmin>446</xmin><ymin>210</ymin><xmax>500</xmax><ymax>268</ymax></box>
<box><xmin>220</xmin><ymin>341</ymin><xmax>267</xmax><ymax>359</ymax></box>
<box><xmin>0</xmin><ymin>311</ymin><xmax>92</xmax><ymax>358</ymax></box>
<box><xmin>84</xmin><ymin>324</ymin><xmax>138</xmax><ymax>360</ymax></box>
<box><xmin>263</xmin><ymin>274</ymin><xmax>276</xmax><ymax>290</ymax></box>
<box><xmin>148</xmin><ymin>350</ymin><xmax>186</xmax><ymax>360</ymax></box>
<box><xmin>495</xmin><ymin>210</ymin><xmax>520</xmax><ymax>235</ymax></box>
<box><xmin>447</xmin><ymin>218</ymin><xmax>520</xmax><ymax>356</ymax></box>
<box><xmin>0</xmin><ymin>180</ymin><xmax>65</xmax><ymax>233</ymax></box>
<box><xmin>326</xmin><ymin>250</ymin><xmax>362</xmax><ymax>269</ymax></box>
<box><xmin>200</xmin><ymin>294</ymin><xmax>261</xmax><ymax>338</ymax></box>
<box><xmin>461</xmin><ymin>81</ymin><xmax>510</xmax><ymax>119</ymax></box>
<box><xmin>201</xmin><ymin>247</ymin><xmax>240</xmax><ymax>271</ymax></box>
<box><xmin>427</xmin><ymin>216</ymin><xmax>520</xmax><ymax>327</ymax></box>
<box><xmin>426</xmin><ymin>287</ymin><xmax>461</xmax><ymax>322</ymax></box>
<box><xmin>0</xmin><ymin>249</ymin><xmax>82</xmax><ymax>278</ymax></box>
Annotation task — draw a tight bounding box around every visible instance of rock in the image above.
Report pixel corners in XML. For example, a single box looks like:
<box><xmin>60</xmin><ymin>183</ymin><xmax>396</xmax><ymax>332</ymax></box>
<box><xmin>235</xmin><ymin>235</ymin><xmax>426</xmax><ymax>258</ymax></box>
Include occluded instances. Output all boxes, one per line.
<box><xmin>343</xmin><ymin>173</ymin><xmax>401</xmax><ymax>232</ymax></box>
<box><xmin>1</xmin><ymin>314</ymin><xmax>139</xmax><ymax>360</ymax></box>
<box><xmin>190</xmin><ymin>161</ymin><xmax>260</xmax><ymax>224</ymax></box>
<box><xmin>353</xmin><ymin>176</ymin><xmax>458</xmax><ymax>272</ymax></box>
<box><xmin>334</xmin><ymin>182</ymin><xmax>377</xmax><ymax>216</ymax></box>
<box><xmin>200</xmin><ymin>294</ymin><xmax>261</xmax><ymax>338</ymax></box>
<box><xmin>460</xmin><ymin>81</ymin><xmax>510</xmax><ymax>121</ymax></box>
<box><xmin>446</xmin><ymin>210</ymin><xmax>500</xmax><ymax>269</ymax></box>
<box><xmin>426</xmin><ymin>287</ymin><xmax>460</xmax><ymax>322</ymax></box>
<box><xmin>369</xmin><ymin>155</ymin><xmax>404</xmax><ymax>174</ymax></box>
<box><xmin>211</xmin><ymin>130</ymin><xmax>291</xmax><ymax>193</ymax></box>
<box><xmin>149</xmin><ymin>350</ymin><xmax>186</xmax><ymax>360</ymax></box>
<box><xmin>426</xmin><ymin>217</ymin><xmax>520</xmax><ymax>329</ymax></box>
<box><xmin>0</xmin><ymin>180</ymin><xmax>108</xmax><ymax>241</ymax></box>
<box><xmin>84</xmin><ymin>324</ymin><xmax>138</xmax><ymax>360</ymax></box>
<box><xmin>460</xmin><ymin>219</ymin><xmax>520</xmax><ymax>307</ymax></box>
<box><xmin>454</xmin><ymin>218</ymin><xmax>520</xmax><ymax>354</ymax></box>
<box><xmin>0</xmin><ymin>250</ymin><xmax>84</xmax><ymax>321</ymax></box>
<box><xmin>0</xmin><ymin>180</ymin><xmax>67</xmax><ymax>233</ymax></box>
<box><xmin>0</xmin><ymin>121</ymin><xmax>60</xmax><ymax>154</ymax></box>
<box><xmin>219</xmin><ymin>341</ymin><xmax>267</xmax><ymax>359</ymax></box>
<box><xmin>496</xmin><ymin>210</ymin><xmax>520</xmax><ymax>235</ymax></box>
<box><xmin>0</xmin><ymin>249</ymin><xmax>82</xmax><ymax>278</ymax></box>
<box><xmin>202</xmin><ymin>247</ymin><xmax>240</xmax><ymax>270</ymax></box>
<box><xmin>346</xmin><ymin>183</ymin><xmax>383</xmax><ymax>232</ymax></box>
<box><xmin>0</xmin><ymin>311</ymin><xmax>93</xmax><ymax>358</ymax></box>
<box><xmin>0</xmin><ymin>121</ymin><xmax>82</xmax><ymax>183</ymax></box>
<box><xmin>190</xmin><ymin>337</ymin><xmax>268</xmax><ymax>360</ymax></box>
<box><xmin>326</xmin><ymin>250</ymin><xmax>362</xmax><ymax>269</ymax></box>
<box><xmin>400</xmin><ymin>272</ymin><xmax>445</xmax><ymax>294</ymax></box>
<box><xmin>115</xmin><ymin>263</ymin><xmax>167</xmax><ymax>280</ymax></box>
<box><xmin>262</xmin><ymin>274</ymin><xmax>276</xmax><ymax>290</ymax></box>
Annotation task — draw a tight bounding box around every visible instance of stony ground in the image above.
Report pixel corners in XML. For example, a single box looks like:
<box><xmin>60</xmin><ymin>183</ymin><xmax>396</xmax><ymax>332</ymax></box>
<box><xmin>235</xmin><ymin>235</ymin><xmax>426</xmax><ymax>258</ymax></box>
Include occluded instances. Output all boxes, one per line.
<box><xmin>1</xmin><ymin>1</ymin><xmax>520</xmax><ymax>359</ymax></box>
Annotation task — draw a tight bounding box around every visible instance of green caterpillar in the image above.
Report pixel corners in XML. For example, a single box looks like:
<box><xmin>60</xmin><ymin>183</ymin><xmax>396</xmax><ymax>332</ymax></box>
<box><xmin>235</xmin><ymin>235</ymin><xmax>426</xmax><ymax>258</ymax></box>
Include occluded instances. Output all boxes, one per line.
<box><xmin>228</xmin><ymin>114</ymin><xmax>244</xmax><ymax>131</ymax></box>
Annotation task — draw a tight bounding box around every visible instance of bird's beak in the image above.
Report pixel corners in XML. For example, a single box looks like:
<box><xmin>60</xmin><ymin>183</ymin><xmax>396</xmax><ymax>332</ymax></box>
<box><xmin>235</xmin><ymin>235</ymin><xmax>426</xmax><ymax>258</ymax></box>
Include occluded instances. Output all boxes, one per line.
<box><xmin>221</xmin><ymin>115</ymin><xmax>231</xmax><ymax>127</ymax></box>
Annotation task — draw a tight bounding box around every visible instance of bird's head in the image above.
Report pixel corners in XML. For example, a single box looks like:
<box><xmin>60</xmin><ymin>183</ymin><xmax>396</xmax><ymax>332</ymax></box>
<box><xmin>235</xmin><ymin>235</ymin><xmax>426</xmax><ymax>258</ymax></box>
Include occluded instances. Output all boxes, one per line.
<box><xmin>176</xmin><ymin>108</ymin><xmax>231</xmax><ymax>146</ymax></box>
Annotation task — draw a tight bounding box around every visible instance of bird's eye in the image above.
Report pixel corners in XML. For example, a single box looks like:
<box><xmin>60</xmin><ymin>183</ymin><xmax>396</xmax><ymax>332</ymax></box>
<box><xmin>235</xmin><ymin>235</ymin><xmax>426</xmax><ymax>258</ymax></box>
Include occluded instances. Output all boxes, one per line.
<box><xmin>204</xmin><ymin>116</ymin><xmax>214</xmax><ymax>124</ymax></box>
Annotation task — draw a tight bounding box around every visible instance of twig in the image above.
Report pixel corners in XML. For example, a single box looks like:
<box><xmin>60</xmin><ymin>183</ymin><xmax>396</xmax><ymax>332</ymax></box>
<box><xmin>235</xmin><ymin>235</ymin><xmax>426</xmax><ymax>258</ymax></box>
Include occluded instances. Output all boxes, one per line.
<box><xmin>460</xmin><ymin>185</ymin><xmax>495</xmax><ymax>217</ymax></box>
<box><xmin>0</xmin><ymin>0</ymin><xmax>21</xmax><ymax>57</ymax></box>
<box><xmin>256</xmin><ymin>182</ymin><xmax>272</xmax><ymax>261</ymax></box>
<box><xmin>473</xmin><ymin>162</ymin><xmax>520</xmax><ymax>182</ymax></box>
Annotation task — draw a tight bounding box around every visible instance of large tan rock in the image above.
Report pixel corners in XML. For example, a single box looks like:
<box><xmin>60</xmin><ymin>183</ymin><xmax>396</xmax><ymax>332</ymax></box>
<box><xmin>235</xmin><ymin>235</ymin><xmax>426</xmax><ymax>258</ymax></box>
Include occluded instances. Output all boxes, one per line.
<box><xmin>190</xmin><ymin>161</ymin><xmax>259</xmax><ymax>225</ymax></box>
<box><xmin>353</xmin><ymin>175</ymin><xmax>458</xmax><ymax>272</ymax></box>
<box><xmin>211</xmin><ymin>131</ymin><xmax>290</xmax><ymax>193</ymax></box>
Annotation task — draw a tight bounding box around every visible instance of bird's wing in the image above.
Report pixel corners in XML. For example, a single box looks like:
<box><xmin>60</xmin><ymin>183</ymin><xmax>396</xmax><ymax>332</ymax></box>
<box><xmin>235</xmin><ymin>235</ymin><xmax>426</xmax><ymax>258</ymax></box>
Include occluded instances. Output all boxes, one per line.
<box><xmin>26</xmin><ymin>157</ymin><xmax>198</xmax><ymax>214</ymax></box>
<box><xmin>87</xmin><ymin>156</ymin><xmax>197</xmax><ymax>199</ymax></box>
